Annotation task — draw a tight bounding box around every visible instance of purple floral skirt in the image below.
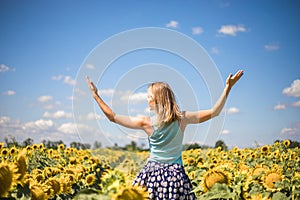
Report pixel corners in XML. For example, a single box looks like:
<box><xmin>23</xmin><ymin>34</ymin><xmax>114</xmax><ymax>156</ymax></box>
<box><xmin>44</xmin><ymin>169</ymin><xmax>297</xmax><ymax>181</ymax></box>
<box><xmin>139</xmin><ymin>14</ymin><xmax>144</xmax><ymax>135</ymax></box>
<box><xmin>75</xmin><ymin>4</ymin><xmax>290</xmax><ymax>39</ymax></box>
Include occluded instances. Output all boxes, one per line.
<box><xmin>132</xmin><ymin>160</ymin><xmax>196</xmax><ymax>200</ymax></box>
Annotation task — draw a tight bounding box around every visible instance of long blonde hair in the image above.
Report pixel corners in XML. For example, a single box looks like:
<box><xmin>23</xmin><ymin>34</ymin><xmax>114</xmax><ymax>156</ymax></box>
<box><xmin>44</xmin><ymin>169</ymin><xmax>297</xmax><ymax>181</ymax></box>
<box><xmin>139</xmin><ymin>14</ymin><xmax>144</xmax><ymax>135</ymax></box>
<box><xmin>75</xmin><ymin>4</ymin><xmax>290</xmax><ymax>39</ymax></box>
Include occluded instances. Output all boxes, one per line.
<box><xmin>148</xmin><ymin>82</ymin><xmax>182</xmax><ymax>127</ymax></box>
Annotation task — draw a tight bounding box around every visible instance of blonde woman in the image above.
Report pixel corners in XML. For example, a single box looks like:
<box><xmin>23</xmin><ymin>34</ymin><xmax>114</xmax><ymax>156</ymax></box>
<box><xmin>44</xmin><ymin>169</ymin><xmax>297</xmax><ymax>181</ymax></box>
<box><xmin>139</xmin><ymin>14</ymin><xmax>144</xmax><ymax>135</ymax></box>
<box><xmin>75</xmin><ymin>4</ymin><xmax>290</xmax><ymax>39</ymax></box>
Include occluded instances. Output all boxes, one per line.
<box><xmin>86</xmin><ymin>69</ymin><xmax>243</xmax><ymax>199</ymax></box>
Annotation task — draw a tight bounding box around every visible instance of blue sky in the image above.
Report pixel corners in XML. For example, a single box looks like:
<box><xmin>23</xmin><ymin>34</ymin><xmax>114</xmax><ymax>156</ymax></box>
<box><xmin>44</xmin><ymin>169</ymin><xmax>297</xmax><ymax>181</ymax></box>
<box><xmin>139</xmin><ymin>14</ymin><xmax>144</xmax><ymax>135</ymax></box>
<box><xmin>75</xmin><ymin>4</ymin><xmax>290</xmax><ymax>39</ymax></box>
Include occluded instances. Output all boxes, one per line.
<box><xmin>0</xmin><ymin>0</ymin><xmax>299</xmax><ymax>148</ymax></box>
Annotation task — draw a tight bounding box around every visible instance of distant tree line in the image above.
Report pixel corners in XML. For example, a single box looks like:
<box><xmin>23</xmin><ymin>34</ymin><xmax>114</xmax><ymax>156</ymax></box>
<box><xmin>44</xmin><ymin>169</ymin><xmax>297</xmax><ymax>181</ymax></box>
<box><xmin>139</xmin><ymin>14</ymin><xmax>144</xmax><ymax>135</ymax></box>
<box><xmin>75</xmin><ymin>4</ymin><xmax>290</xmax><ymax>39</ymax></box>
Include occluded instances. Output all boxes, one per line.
<box><xmin>2</xmin><ymin>136</ymin><xmax>300</xmax><ymax>151</ymax></box>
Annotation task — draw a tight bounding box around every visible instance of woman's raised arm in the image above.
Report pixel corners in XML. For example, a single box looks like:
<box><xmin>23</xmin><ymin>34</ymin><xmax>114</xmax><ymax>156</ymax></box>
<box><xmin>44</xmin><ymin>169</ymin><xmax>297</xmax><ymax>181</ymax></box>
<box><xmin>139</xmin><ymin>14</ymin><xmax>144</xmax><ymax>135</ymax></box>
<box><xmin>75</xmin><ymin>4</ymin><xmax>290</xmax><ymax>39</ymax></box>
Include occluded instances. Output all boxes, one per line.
<box><xmin>182</xmin><ymin>70</ymin><xmax>244</xmax><ymax>125</ymax></box>
<box><xmin>86</xmin><ymin>76</ymin><xmax>151</xmax><ymax>132</ymax></box>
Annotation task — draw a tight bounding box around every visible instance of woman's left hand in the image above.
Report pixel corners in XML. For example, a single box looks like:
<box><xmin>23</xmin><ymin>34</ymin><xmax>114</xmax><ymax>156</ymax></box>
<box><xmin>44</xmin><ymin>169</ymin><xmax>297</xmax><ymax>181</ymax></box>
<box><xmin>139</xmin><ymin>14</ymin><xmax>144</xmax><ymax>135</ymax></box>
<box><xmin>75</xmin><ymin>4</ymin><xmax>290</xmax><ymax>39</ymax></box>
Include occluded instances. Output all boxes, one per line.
<box><xmin>226</xmin><ymin>70</ymin><xmax>244</xmax><ymax>89</ymax></box>
<box><xmin>86</xmin><ymin>76</ymin><xmax>98</xmax><ymax>95</ymax></box>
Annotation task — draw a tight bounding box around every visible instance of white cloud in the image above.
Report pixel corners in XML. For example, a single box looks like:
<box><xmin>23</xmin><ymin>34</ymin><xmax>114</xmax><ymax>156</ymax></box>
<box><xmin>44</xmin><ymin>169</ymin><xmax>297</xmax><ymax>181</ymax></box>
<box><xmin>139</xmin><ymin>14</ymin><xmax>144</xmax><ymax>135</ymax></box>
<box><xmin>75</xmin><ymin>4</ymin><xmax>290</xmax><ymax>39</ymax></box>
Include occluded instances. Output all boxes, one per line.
<box><xmin>0</xmin><ymin>116</ymin><xmax>85</xmax><ymax>145</ymax></box>
<box><xmin>57</xmin><ymin>123</ymin><xmax>76</xmax><ymax>134</ymax></box>
<box><xmin>43</xmin><ymin>110</ymin><xmax>73</xmax><ymax>119</ymax></box>
<box><xmin>68</xmin><ymin>96</ymin><xmax>75</xmax><ymax>101</ymax></box>
<box><xmin>211</xmin><ymin>47</ymin><xmax>219</xmax><ymax>54</ymax></box>
<box><xmin>64</xmin><ymin>76</ymin><xmax>76</xmax><ymax>86</ymax></box>
<box><xmin>0</xmin><ymin>64</ymin><xmax>15</xmax><ymax>73</ymax></box>
<box><xmin>282</xmin><ymin>79</ymin><xmax>300</xmax><ymax>97</ymax></box>
<box><xmin>279</xmin><ymin>122</ymin><xmax>300</xmax><ymax>141</ymax></box>
<box><xmin>127</xmin><ymin>92</ymin><xmax>148</xmax><ymax>103</ymax></box>
<box><xmin>264</xmin><ymin>44</ymin><xmax>280</xmax><ymax>51</ymax></box>
<box><xmin>218</xmin><ymin>24</ymin><xmax>246</xmax><ymax>36</ymax></box>
<box><xmin>0</xmin><ymin>64</ymin><xmax>10</xmax><ymax>73</ymax></box>
<box><xmin>51</xmin><ymin>75</ymin><xmax>64</xmax><ymax>81</ymax></box>
<box><xmin>274</xmin><ymin>103</ymin><xmax>286</xmax><ymax>110</ymax></box>
<box><xmin>58</xmin><ymin>122</ymin><xmax>91</xmax><ymax>134</ymax></box>
<box><xmin>192</xmin><ymin>27</ymin><xmax>203</xmax><ymax>35</ymax></box>
<box><xmin>86</xmin><ymin>64</ymin><xmax>95</xmax><ymax>70</ymax></box>
<box><xmin>99</xmin><ymin>89</ymin><xmax>115</xmax><ymax>97</ymax></box>
<box><xmin>51</xmin><ymin>74</ymin><xmax>76</xmax><ymax>86</ymax></box>
<box><xmin>292</xmin><ymin>100</ymin><xmax>300</xmax><ymax>107</ymax></box>
<box><xmin>221</xmin><ymin>129</ymin><xmax>230</xmax><ymax>134</ymax></box>
<box><xmin>38</xmin><ymin>95</ymin><xmax>53</xmax><ymax>103</ymax></box>
<box><xmin>166</xmin><ymin>20</ymin><xmax>179</xmax><ymax>28</ymax></box>
<box><xmin>23</xmin><ymin>119</ymin><xmax>54</xmax><ymax>131</ymax></box>
<box><xmin>3</xmin><ymin>90</ymin><xmax>16</xmax><ymax>96</ymax></box>
<box><xmin>0</xmin><ymin>116</ymin><xmax>11</xmax><ymax>124</ymax></box>
<box><xmin>86</xmin><ymin>112</ymin><xmax>103</xmax><ymax>120</ymax></box>
<box><xmin>227</xmin><ymin>107</ymin><xmax>239</xmax><ymax>114</ymax></box>
<box><xmin>280</xmin><ymin>127</ymin><xmax>298</xmax><ymax>135</ymax></box>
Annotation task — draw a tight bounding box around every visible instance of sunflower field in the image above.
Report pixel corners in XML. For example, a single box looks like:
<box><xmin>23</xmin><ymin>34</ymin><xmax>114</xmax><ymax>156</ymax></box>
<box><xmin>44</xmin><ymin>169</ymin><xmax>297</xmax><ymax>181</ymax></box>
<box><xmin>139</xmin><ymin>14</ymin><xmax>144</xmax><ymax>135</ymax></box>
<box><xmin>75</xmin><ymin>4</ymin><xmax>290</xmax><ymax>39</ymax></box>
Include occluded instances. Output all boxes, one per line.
<box><xmin>0</xmin><ymin>140</ymin><xmax>299</xmax><ymax>200</ymax></box>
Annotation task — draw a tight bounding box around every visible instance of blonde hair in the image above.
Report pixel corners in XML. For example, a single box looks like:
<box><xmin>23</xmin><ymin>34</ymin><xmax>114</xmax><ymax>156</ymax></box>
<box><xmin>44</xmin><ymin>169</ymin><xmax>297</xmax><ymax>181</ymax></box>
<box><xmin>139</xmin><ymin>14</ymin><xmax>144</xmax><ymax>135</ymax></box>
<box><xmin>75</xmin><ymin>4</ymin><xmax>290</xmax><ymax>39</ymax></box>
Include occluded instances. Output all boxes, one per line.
<box><xmin>148</xmin><ymin>82</ymin><xmax>182</xmax><ymax>127</ymax></box>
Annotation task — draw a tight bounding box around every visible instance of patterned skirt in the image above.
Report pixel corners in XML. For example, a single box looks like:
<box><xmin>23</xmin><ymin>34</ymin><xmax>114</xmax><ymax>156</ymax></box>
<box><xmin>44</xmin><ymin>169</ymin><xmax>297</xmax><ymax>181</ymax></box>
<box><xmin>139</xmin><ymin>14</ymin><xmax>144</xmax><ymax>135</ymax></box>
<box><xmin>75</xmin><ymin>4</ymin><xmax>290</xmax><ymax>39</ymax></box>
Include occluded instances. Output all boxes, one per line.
<box><xmin>132</xmin><ymin>160</ymin><xmax>196</xmax><ymax>200</ymax></box>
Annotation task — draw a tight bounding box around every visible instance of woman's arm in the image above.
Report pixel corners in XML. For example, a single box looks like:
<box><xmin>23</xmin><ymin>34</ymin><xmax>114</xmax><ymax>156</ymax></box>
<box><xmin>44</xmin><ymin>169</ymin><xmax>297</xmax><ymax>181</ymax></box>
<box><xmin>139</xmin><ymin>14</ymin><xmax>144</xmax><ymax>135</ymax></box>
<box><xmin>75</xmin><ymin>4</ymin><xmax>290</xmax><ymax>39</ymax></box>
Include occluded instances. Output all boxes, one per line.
<box><xmin>182</xmin><ymin>70</ymin><xmax>244</xmax><ymax>125</ymax></box>
<box><xmin>86</xmin><ymin>76</ymin><xmax>151</xmax><ymax>131</ymax></box>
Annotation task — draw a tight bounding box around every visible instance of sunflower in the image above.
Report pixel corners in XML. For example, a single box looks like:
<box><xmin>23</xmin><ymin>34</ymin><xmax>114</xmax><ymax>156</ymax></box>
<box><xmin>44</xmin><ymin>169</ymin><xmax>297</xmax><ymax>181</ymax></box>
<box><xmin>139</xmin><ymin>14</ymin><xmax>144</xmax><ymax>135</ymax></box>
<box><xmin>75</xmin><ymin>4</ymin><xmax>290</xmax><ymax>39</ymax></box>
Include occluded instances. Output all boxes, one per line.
<box><xmin>0</xmin><ymin>142</ymin><xmax>4</xmax><ymax>150</ymax></box>
<box><xmin>283</xmin><ymin>140</ymin><xmax>290</xmax><ymax>147</ymax></box>
<box><xmin>250</xmin><ymin>152</ymin><xmax>257</xmax><ymax>159</ymax></box>
<box><xmin>68</xmin><ymin>174</ymin><xmax>76</xmax><ymax>184</ymax></box>
<box><xmin>248</xmin><ymin>193</ymin><xmax>271</xmax><ymax>200</ymax></box>
<box><xmin>85</xmin><ymin>173</ymin><xmax>97</xmax><ymax>186</ymax></box>
<box><xmin>35</xmin><ymin>174</ymin><xmax>44</xmax><ymax>183</ymax></box>
<box><xmin>44</xmin><ymin>167</ymin><xmax>56</xmax><ymax>178</ymax></box>
<box><xmin>69</xmin><ymin>157</ymin><xmax>77</xmax><ymax>165</ymax></box>
<box><xmin>39</xmin><ymin>143</ymin><xmax>44</xmax><ymax>150</ymax></box>
<box><xmin>216</xmin><ymin>146</ymin><xmax>222</xmax><ymax>152</ymax></box>
<box><xmin>261</xmin><ymin>145</ymin><xmax>269</xmax><ymax>154</ymax></box>
<box><xmin>202</xmin><ymin>168</ymin><xmax>231</xmax><ymax>192</ymax></box>
<box><xmin>32</xmin><ymin>144</ymin><xmax>39</xmax><ymax>151</ymax></box>
<box><xmin>290</xmin><ymin>151</ymin><xmax>297</xmax><ymax>160</ymax></box>
<box><xmin>251</xmin><ymin>165</ymin><xmax>269</xmax><ymax>178</ymax></box>
<box><xmin>58</xmin><ymin>144</ymin><xmax>65</xmax><ymax>151</ymax></box>
<box><xmin>30</xmin><ymin>185</ymin><xmax>48</xmax><ymax>200</ymax></box>
<box><xmin>1</xmin><ymin>148</ymin><xmax>9</xmax><ymax>157</ymax></box>
<box><xmin>188</xmin><ymin>170</ymin><xmax>197</xmax><ymax>180</ymax></box>
<box><xmin>57</xmin><ymin>174</ymin><xmax>76</xmax><ymax>194</ymax></box>
<box><xmin>9</xmin><ymin>146</ymin><xmax>18</xmax><ymax>156</ymax></box>
<box><xmin>100</xmin><ymin>169</ymin><xmax>126</xmax><ymax>194</ymax></box>
<box><xmin>65</xmin><ymin>149</ymin><xmax>72</xmax><ymax>157</ymax></box>
<box><xmin>293</xmin><ymin>172</ymin><xmax>300</xmax><ymax>180</ymax></box>
<box><xmin>112</xmin><ymin>185</ymin><xmax>148</xmax><ymax>200</ymax></box>
<box><xmin>46</xmin><ymin>178</ymin><xmax>61</xmax><ymax>195</ymax></box>
<box><xmin>14</xmin><ymin>151</ymin><xmax>27</xmax><ymax>183</ymax></box>
<box><xmin>239</xmin><ymin>153</ymin><xmax>247</xmax><ymax>160</ymax></box>
<box><xmin>263</xmin><ymin>172</ymin><xmax>283</xmax><ymax>191</ymax></box>
<box><xmin>187</xmin><ymin>157</ymin><xmax>195</xmax><ymax>165</ymax></box>
<box><xmin>271</xmin><ymin>150</ymin><xmax>280</xmax><ymax>159</ymax></box>
<box><xmin>262</xmin><ymin>169</ymin><xmax>284</xmax><ymax>192</ymax></box>
<box><xmin>58</xmin><ymin>177</ymin><xmax>73</xmax><ymax>195</ymax></box>
<box><xmin>280</xmin><ymin>153</ymin><xmax>288</xmax><ymax>162</ymax></box>
<box><xmin>232</xmin><ymin>146</ymin><xmax>239</xmax><ymax>153</ymax></box>
<box><xmin>26</xmin><ymin>146</ymin><xmax>32</xmax><ymax>155</ymax></box>
<box><xmin>0</xmin><ymin>162</ymin><xmax>18</xmax><ymax>197</ymax></box>
<box><xmin>47</xmin><ymin>149</ymin><xmax>53</xmax><ymax>157</ymax></box>
<box><xmin>221</xmin><ymin>151</ymin><xmax>228</xmax><ymax>159</ymax></box>
<box><xmin>238</xmin><ymin>163</ymin><xmax>250</xmax><ymax>174</ymax></box>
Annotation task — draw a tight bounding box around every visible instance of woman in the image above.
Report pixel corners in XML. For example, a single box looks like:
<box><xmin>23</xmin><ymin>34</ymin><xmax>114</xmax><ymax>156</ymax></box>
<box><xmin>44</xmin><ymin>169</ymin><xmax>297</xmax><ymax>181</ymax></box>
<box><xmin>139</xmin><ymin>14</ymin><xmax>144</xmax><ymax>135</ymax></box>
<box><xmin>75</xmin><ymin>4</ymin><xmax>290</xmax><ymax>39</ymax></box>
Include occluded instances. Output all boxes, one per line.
<box><xmin>86</xmin><ymin>69</ymin><xmax>243</xmax><ymax>199</ymax></box>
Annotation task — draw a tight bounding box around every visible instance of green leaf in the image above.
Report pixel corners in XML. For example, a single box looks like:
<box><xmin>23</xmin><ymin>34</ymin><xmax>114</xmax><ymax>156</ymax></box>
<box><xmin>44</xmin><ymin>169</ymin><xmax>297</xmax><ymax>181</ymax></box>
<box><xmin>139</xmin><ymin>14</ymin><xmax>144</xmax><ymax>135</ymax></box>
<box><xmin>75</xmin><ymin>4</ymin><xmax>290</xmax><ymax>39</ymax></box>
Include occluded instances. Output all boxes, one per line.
<box><xmin>73</xmin><ymin>188</ymin><xmax>111</xmax><ymax>200</ymax></box>
<box><xmin>198</xmin><ymin>183</ymin><xmax>238</xmax><ymax>200</ymax></box>
<box><xmin>272</xmin><ymin>192</ymin><xmax>288</xmax><ymax>200</ymax></box>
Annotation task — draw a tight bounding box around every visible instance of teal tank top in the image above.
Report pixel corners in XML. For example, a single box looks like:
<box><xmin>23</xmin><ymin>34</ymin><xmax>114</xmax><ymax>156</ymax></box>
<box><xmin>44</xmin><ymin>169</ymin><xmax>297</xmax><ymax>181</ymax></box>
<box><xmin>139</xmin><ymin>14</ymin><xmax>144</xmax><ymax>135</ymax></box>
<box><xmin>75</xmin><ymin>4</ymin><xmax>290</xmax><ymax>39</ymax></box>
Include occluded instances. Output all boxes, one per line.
<box><xmin>148</xmin><ymin>119</ymin><xmax>183</xmax><ymax>165</ymax></box>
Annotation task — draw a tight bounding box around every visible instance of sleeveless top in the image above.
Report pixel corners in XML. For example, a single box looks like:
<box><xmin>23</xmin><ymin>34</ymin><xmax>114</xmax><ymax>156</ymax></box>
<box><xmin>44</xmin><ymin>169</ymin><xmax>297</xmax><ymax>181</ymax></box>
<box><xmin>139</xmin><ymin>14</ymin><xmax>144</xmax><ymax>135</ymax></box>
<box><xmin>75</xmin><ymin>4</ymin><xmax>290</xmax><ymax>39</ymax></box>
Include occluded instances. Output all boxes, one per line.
<box><xmin>148</xmin><ymin>118</ymin><xmax>183</xmax><ymax>165</ymax></box>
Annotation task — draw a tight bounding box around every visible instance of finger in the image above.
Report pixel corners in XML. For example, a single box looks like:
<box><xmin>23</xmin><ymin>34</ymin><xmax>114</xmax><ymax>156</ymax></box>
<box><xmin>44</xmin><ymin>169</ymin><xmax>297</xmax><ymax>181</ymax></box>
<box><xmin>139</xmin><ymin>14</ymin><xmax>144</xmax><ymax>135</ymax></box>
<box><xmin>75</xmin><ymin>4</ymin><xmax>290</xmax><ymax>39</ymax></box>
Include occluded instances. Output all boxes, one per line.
<box><xmin>233</xmin><ymin>70</ymin><xmax>242</xmax><ymax>78</ymax></box>
<box><xmin>86</xmin><ymin>75</ymin><xmax>91</xmax><ymax>83</ymax></box>
<box><xmin>236</xmin><ymin>70</ymin><xmax>244</xmax><ymax>78</ymax></box>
